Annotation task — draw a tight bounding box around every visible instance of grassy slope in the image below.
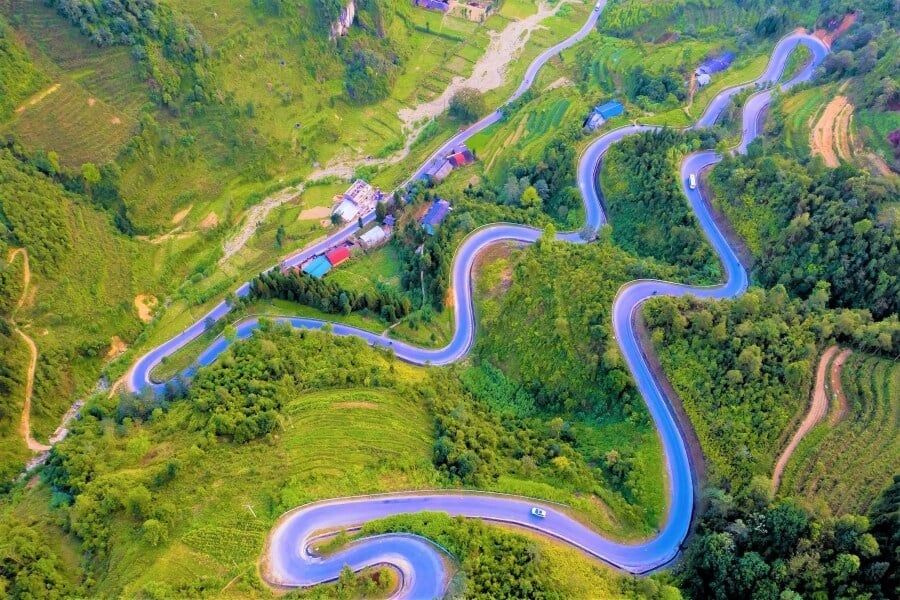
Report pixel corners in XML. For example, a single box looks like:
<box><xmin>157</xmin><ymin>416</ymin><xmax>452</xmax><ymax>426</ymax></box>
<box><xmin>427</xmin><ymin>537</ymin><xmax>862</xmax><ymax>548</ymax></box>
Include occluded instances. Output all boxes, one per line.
<box><xmin>781</xmin><ymin>353</ymin><xmax>899</xmax><ymax>515</ymax></box>
<box><xmin>21</xmin><ymin>329</ymin><xmax>660</xmax><ymax>597</ymax></box>
<box><xmin>473</xmin><ymin>239</ymin><xmax>673</xmax><ymax>533</ymax></box>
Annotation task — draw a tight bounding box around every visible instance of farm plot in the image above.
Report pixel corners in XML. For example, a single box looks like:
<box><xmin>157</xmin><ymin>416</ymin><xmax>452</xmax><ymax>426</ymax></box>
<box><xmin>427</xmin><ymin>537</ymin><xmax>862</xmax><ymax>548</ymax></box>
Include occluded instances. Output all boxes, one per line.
<box><xmin>780</xmin><ymin>354</ymin><xmax>899</xmax><ymax>514</ymax></box>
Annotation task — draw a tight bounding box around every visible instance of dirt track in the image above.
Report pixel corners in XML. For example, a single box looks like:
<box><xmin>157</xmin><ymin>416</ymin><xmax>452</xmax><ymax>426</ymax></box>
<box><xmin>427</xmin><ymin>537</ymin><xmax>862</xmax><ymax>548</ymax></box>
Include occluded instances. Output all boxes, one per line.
<box><xmin>772</xmin><ymin>345</ymin><xmax>843</xmax><ymax>490</ymax></box>
<box><xmin>6</xmin><ymin>249</ymin><xmax>52</xmax><ymax>452</ymax></box>
<box><xmin>828</xmin><ymin>348</ymin><xmax>852</xmax><ymax>425</ymax></box>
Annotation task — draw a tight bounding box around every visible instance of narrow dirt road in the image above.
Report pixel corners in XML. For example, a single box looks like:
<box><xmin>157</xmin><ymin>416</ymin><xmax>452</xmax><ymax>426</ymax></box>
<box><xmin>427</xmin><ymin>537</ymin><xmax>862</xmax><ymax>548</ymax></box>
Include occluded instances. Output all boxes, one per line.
<box><xmin>6</xmin><ymin>249</ymin><xmax>51</xmax><ymax>452</ymax></box>
<box><xmin>828</xmin><ymin>348</ymin><xmax>852</xmax><ymax>425</ymax></box>
<box><xmin>772</xmin><ymin>345</ymin><xmax>838</xmax><ymax>490</ymax></box>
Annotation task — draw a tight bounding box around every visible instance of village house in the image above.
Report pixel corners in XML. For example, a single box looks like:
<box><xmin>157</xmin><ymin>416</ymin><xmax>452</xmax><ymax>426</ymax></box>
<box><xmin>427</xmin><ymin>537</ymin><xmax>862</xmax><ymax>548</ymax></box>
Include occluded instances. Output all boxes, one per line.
<box><xmin>695</xmin><ymin>51</ymin><xmax>735</xmax><ymax>86</ymax></box>
<box><xmin>423</xmin><ymin>145</ymin><xmax>476</xmax><ymax>182</ymax></box>
<box><xmin>359</xmin><ymin>225</ymin><xmax>390</xmax><ymax>248</ymax></box>
<box><xmin>583</xmin><ymin>100</ymin><xmax>624</xmax><ymax>131</ymax></box>
<box><xmin>421</xmin><ymin>199</ymin><xmax>451</xmax><ymax>235</ymax></box>
<box><xmin>331</xmin><ymin>179</ymin><xmax>380</xmax><ymax>223</ymax></box>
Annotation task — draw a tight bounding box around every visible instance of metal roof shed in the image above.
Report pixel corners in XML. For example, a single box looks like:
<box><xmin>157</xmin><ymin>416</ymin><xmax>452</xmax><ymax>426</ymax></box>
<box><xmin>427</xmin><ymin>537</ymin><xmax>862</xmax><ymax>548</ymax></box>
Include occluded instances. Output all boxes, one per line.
<box><xmin>302</xmin><ymin>256</ymin><xmax>332</xmax><ymax>279</ymax></box>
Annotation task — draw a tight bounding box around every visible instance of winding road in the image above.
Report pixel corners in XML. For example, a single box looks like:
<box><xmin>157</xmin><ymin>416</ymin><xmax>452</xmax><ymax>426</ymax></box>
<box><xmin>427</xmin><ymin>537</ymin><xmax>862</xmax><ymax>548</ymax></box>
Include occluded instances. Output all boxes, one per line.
<box><xmin>126</xmin><ymin>5</ymin><xmax>829</xmax><ymax>597</ymax></box>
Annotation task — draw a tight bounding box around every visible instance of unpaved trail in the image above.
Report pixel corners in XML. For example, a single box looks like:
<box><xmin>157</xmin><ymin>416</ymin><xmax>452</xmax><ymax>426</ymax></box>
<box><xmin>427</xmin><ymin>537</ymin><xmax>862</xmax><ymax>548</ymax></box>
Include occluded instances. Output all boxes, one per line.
<box><xmin>218</xmin><ymin>3</ymin><xmax>575</xmax><ymax>262</ymax></box>
<box><xmin>14</xmin><ymin>83</ymin><xmax>61</xmax><ymax>114</ymax></box>
<box><xmin>398</xmin><ymin>0</ymin><xmax>573</xmax><ymax>132</ymax></box>
<box><xmin>811</xmin><ymin>93</ymin><xmax>852</xmax><ymax>168</ymax></box>
<box><xmin>828</xmin><ymin>348</ymin><xmax>852</xmax><ymax>425</ymax></box>
<box><xmin>772</xmin><ymin>345</ymin><xmax>838</xmax><ymax>490</ymax></box>
<box><xmin>220</xmin><ymin>184</ymin><xmax>305</xmax><ymax>264</ymax></box>
<box><xmin>6</xmin><ymin>249</ymin><xmax>51</xmax><ymax>452</ymax></box>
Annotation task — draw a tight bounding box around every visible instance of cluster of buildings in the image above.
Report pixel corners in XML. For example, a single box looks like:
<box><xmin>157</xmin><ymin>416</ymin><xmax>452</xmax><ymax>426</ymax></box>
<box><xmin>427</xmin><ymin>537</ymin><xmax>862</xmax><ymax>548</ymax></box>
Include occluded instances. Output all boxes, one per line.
<box><xmin>695</xmin><ymin>51</ymin><xmax>735</xmax><ymax>87</ymax></box>
<box><xmin>331</xmin><ymin>179</ymin><xmax>383</xmax><ymax>223</ymax></box>
<box><xmin>583</xmin><ymin>100</ymin><xmax>625</xmax><ymax>131</ymax></box>
<box><xmin>412</xmin><ymin>0</ymin><xmax>494</xmax><ymax>22</ymax></box>
<box><xmin>422</xmin><ymin>145</ymin><xmax>476</xmax><ymax>182</ymax></box>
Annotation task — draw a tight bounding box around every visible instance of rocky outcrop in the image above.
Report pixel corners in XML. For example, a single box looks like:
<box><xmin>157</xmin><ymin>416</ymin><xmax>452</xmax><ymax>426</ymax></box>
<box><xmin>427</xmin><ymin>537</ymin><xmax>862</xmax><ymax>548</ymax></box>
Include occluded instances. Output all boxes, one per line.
<box><xmin>331</xmin><ymin>1</ymin><xmax>355</xmax><ymax>39</ymax></box>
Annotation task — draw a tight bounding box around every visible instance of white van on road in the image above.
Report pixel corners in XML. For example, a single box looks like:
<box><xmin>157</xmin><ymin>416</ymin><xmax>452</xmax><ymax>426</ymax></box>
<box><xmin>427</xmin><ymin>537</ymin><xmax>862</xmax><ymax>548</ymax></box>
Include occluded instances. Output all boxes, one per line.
<box><xmin>689</xmin><ymin>173</ymin><xmax>697</xmax><ymax>190</ymax></box>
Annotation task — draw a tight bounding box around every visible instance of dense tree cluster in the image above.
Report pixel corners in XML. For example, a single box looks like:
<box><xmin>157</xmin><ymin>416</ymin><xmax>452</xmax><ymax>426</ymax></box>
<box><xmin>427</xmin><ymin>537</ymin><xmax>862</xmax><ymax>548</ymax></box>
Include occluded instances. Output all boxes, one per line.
<box><xmin>711</xmin><ymin>151</ymin><xmax>898</xmax><ymax>318</ymax></box>
<box><xmin>0</xmin><ymin>148</ymin><xmax>72</xmax><ymax>274</ymax></box>
<box><xmin>465</xmin><ymin>124</ymin><xmax>584</xmax><ymax>223</ymax></box>
<box><xmin>678</xmin><ymin>477</ymin><xmax>899</xmax><ymax>599</ymax></box>
<box><xmin>624</xmin><ymin>66</ymin><xmax>686</xmax><ymax>109</ymax></box>
<box><xmin>647</xmin><ymin>286</ymin><xmax>898</xmax><ymax>491</ymax></box>
<box><xmin>449</xmin><ymin>88</ymin><xmax>487</xmax><ymax>123</ymax></box>
<box><xmin>44</xmin><ymin>0</ymin><xmax>212</xmax><ymax>106</ymax></box>
<box><xmin>820</xmin><ymin>11</ymin><xmax>899</xmax><ymax>111</ymax></box>
<box><xmin>187</xmin><ymin>324</ymin><xmax>404</xmax><ymax>442</ymax></box>
<box><xmin>2</xmin><ymin>137</ymin><xmax>134</xmax><ymax>234</ymax></box>
<box><xmin>342</xmin><ymin>44</ymin><xmax>398</xmax><ymax>104</ymax></box>
<box><xmin>249</xmin><ymin>267</ymin><xmax>411</xmax><ymax>322</ymax></box>
<box><xmin>0</xmin><ymin>15</ymin><xmax>46</xmax><ymax>122</ymax></box>
<box><xmin>0</xmin><ymin>517</ymin><xmax>77</xmax><ymax>598</ymax></box>
<box><xmin>601</xmin><ymin>128</ymin><xmax>721</xmax><ymax>282</ymax></box>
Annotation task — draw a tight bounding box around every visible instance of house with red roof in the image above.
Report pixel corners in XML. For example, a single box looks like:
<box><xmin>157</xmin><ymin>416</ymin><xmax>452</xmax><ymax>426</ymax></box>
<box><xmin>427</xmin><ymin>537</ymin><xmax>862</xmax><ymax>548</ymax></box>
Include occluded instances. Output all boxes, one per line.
<box><xmin>325</xmin><ymin>246</ymin><xmax>351</xmax><ymax>267</ymax></box>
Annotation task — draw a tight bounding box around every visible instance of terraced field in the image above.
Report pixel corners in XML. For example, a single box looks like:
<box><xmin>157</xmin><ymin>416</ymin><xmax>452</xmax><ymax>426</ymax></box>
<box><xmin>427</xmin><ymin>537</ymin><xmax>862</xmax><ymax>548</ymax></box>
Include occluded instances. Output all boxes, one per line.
<box><xmin>781</xmin><ymin>354</ymin><xmax>899</xmax><ymax>514</ymax></box>
<box><xmin>0</xmin><ymin>0</ymin><xmax>145</xmax><ymax>165</ymax></box>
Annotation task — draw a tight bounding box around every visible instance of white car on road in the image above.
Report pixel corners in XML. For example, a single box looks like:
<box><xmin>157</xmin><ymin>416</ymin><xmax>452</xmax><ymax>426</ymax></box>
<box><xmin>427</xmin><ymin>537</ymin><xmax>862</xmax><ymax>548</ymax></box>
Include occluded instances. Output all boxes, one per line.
<box><xmin>531</xmin><ymin>507</ymin><xmax>548</xmax><ymax>518</ymax></box>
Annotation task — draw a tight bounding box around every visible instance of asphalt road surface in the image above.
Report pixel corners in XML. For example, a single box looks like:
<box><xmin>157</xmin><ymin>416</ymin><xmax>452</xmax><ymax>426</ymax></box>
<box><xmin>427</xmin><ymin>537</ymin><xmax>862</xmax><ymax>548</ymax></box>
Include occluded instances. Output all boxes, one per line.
<box><xmin>127</xmin><ymin>13</ymin><xmax>828</xmax><ymax>598</ymax></box>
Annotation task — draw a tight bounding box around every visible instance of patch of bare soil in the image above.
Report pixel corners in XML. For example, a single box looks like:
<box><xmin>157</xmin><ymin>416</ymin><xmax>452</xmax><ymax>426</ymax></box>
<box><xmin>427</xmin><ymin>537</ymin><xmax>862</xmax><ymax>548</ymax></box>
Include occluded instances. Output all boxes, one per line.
<box><xmin>87</xmin><ymin>97</ymin><xmax>96</xmax><ymax>107</ymax></box>
<box><xmin>200</xmin><ymin>212</ymin><xmax>220</xmax><ymax>230</ymax></box>
<box><xmin>333</xmin><ymin>401</ymin><xmax>378</xmax><ymax>409</ymax></box>
<box><xmin>106</xmin><ymin>336</ymin><xmax>128</xmax><ymax>359</ymax></box>
<box><xmin>772</xmin><ymin>345</ymin><xmax>838</xmax><ymax>490</ymax></box>
<box><xmin>15</xmin><ymin>83</ymin><xmax>60</xmax><ymax>114</ymax></box>
<box><xmin>171</xmin><ymin>205</ymin><xmax>193</xmax><ymax>224</ymax></box>
<box><xmin>134</xmin><ymin>294</ymin><xmax>158</xmax><ymax>323</ymax></box>
<box><xmin>828</xmin><ymin>348</ymin><xmax>852</xmax><ymax>425</ymax></box>
<box><xmin>811</xmin><ymin>94</ymin><xmax>852</xmax><ymax>168</ymax></box>
<box><xmin>298</xmin><ymin>205</ymin><xmax>331</xmax><ymax>221</ymax></box>
<box><xmin>815</xmin><ymin>12</ymin><xmax>857</xmax><ymax>47</ymax></box>
<box><xmin>542</xmin><ymin>77</ymin><xmax>572</xmax><ymax>92</ymax></box>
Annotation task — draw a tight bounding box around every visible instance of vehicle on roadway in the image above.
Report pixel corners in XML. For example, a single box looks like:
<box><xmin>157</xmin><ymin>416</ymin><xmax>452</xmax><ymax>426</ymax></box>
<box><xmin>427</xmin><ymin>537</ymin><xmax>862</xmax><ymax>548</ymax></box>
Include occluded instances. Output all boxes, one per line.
<box><xmin>689</xmin><ymin>173</ymin><xmax>697</xmax><ymax>190</ymax></box>
<box><xmin>531</xmin><ymin>507</ymin><xmax>547</xmax><ymax>518</ymax></box>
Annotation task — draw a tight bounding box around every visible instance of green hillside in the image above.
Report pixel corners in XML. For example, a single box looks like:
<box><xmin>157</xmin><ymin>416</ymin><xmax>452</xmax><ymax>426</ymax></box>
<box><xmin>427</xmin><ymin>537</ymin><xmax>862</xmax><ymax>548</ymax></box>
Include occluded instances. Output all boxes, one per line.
<box><xmin>782</xmin><ymin>354</ymin><xmax>899</xmax><ymax>514</ymax></box>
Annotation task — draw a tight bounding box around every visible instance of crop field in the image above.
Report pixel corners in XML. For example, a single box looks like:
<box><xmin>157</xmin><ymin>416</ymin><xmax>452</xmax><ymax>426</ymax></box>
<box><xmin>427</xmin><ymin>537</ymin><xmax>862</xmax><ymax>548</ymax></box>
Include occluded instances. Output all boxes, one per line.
<box><xmin>779</xmin><ymin>84</ymin><xmax>833</xmax><ymax>157</ymax></box>
<box><xmin>0</xmin><ymin>0</ymin><xmax>145</xmax><ymax>165</ymax></box>
<box><xmin>781</xmin><ymin>354</ymin><xmax>899</xmax><ymax>514</ymax></box>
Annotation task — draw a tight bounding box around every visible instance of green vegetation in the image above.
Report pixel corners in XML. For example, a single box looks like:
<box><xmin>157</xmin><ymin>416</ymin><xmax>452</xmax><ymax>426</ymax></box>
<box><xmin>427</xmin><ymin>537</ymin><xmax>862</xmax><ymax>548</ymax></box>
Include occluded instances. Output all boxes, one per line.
<box><xmin>646</xmin><ymin>286</ymin><xmax>898</xmax><ymax>491</ymax></box>
<box><xmin>710</xmin><ymin>150</ymin><xmax>898</xmax><ymax>318</ymax></box>
<box><xmin>781</xmin><ymin>354</ymin><xmax>899</xmax><ymax>515</ymax></box>
<box><xmin>601</xmin><ymin>129</ymin><xmax>721</xmax><ymax>282</ymax></box>
<box><xmin>16</xmin><ymin>324</ymin><xmax>672</xmax><ymax>595</ymax></box>
<box><xmin>248</xmin><ymin>267</ymin><xmax>412</xmax><ymax>322</ymax></box>
<box><xmin>361</xmin><ymin>512</ymin><xmax>682</xmax><ymax>598</ymax></box>
<box><xmin>677</xmin><ymin>484</ymin><xmax>897</xmax><ymax>600</ymax></box>
<box><xmin>0</xmin><ymin>14</ymin><xmax>45</xmax><ymax>121</ymax></box>
<box><xmin>0</xmin><ymin>145</ymin><xmax>162</xmax><ymax>443</ymax></box>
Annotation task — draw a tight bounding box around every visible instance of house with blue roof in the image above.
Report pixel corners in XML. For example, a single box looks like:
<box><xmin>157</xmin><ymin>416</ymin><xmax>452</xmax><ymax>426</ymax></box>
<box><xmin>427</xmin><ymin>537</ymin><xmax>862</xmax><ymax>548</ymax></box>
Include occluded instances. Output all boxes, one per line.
<box><xmin>302</xmin><ymin>255</ymin><xmax>332</xmax><ymax>279</ymax></box>
<box><xmin>584</xmin><ymin>100</ymin><xmax>625</xmax><ymax>131</ymax></box>
<box><xmin>421</xmin><ymin>199</ymin><xmax>451</xmax><ymax>235</ymax></box>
